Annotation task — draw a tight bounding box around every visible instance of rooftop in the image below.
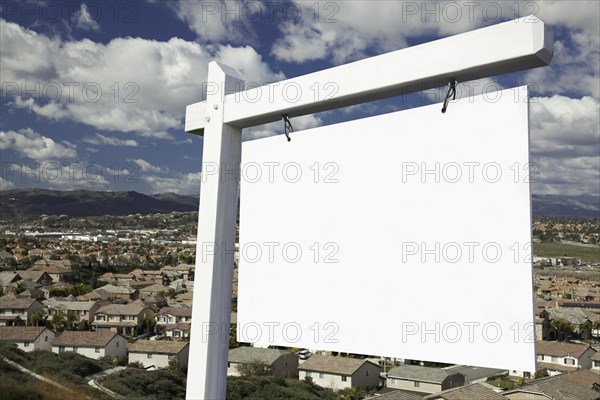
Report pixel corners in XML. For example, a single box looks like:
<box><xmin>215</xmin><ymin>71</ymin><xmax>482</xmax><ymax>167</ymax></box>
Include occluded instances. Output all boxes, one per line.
<box><xmin>52</xmin><ymin>330</ymin><xmax>120</xmax><ymax>347</ymax></box>
<box><xmin>387</xmin><ymin>365</ymin><xmax>461</xmax><ymax>383</ymax></box>
<box><xmin>128</xmin><ymin>340</ymin><xmax>189</xmax><ymax>354</ymax></box>
<box><xmin>536</xmin><ymin>340</ymin><xmax>593</xmax><ymax>358</ymax></box>
<box><xmin>425</xmin><ymin>383</ymin><xmax>505</xmax><ymax>400</ymax></box>
<box><xmin>0</xmin><ymin>326</ymin><xmax>50</xmax><ymax>342</ymax></box>
<box><xmin>298</xmin><ymin>355</ymin><xmax>376</xmax><ymax>375</ymax></box>
<box><xmin>228</xmin><ymin>347</ymin><xmax>292</xmax><ymax>366</ymax></box>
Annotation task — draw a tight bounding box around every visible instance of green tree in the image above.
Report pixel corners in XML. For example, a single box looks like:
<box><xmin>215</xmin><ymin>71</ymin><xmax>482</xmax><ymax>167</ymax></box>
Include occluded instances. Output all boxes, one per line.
<box><xmin>236</xmin><ymin>361</ymin><xmax>271</xmax><ymax>377</ymax></box>
<box><xmin>52</xmin><ymin>310</ymin><xmax>67</xmax><ymax>334</ymax></box>
<box><xmin>28</xmin><ymin>310</ymin><xmax>45</xmax><ymax>326</ymax></box>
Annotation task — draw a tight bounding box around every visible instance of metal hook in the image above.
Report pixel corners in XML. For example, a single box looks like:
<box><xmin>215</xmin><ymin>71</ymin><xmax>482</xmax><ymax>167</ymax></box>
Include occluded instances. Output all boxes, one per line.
<box><xmin>282</xmin><ymin>114</ymin><xmax>293</xmax><ymax>142</ymax></box>
<box><xmin>441</xmin><ymin>79</ymin><xmax>458</xmax><ymax>113</ymax></box>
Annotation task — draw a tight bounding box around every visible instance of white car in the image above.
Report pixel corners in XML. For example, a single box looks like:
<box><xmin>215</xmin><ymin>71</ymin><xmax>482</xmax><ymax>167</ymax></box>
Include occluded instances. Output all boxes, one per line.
<box><xmin>298</xmin><ymin>350</ymin><xmax>312</xmax><ymax>360</ymax></box>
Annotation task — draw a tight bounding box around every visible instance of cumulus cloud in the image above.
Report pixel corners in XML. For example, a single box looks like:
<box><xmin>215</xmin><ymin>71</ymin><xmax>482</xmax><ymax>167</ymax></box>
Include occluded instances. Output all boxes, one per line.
<box><xmin>170</xmin><ymin>0</ymin><xmax>259</xmax><ymax>44</ymax></box>
<box><xmin>0</xmin><ymin>19</ymin><xmax>284</xmax><ymax>138</ymax></box>
<box><xmin>129</xmin><ymin>158</ymin><xmax>166</xmax><ymax>174</ymax></box>
<box><xmin>83</xmin><ymin>134</ymin><xmax>138</xmax><ymax>147</ymax></box>
<box><xmin>0</xmin><ymin>177</ymin><xmax>15</xmax><ymax>191</ymax></box>
<box><xmin>72</xmin><ymin>3</ymin><xmax>100</xmax><ymax>31</ymax></box>
<box><xmin>0</xmin><ymin>128</ymin><xmax>78</xmax><ymax>160</ymax></box>
<box><xmin>530</xmin><ymin>95</ymin><xmax>600</xmax><ymax>196</ymax></box>
<box><xmin>143</xmin><ymin>172</ymin><xmax>201</xmax><ymax>195</ymax></box>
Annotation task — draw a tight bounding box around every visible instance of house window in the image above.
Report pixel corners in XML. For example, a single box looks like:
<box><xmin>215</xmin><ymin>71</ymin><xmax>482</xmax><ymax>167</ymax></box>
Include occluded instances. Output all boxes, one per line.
<box><xmin>341</xmin><ymin>376</ymin><xmax>347</xmax><ymax>382</ymax></box>
<box><xmin>414</xmin><ymin>381</ymin><xmax>420</xmax><ymax>388</ymax></box>
<box><xmin>366</xmin><ymin>370</ymin><xmax>369</xmax><ymax>376</ymax></box>
<box><xmin>306</xmin><ymin>371</ymin><xmax>312</xmax><ymax>377</ymax></box>
<box><xmin>59</xmin><ymin>346</ymin><xmax>65</xmax><ymax>353</ymax></box>
<box><xmin>319</xmin><ymin>373</ymin><xmax>324</xmax><ymax>379</ymax></box>
<box><xmin>391</xmin><ymin>378</ymin><xmax>397</xmax><ymax>385</ymax></box>
<box><xmin>227</xmin><ymin>362</ymin><xmax>230</xmax><ymax>368</ymax></box>
<box><xmin>147</xmin><ymin>353</ymin><xmax>153</xmax><ymax>359</ymax></box>
<box><xmin>95</xmin><ymin>348</ymin><xmax>101</xmax><ymax>353</ymax></box>
<box><xmin>23</xmin><ymin>342</ymin><xmax>29</xmax><ymax>347</ymax></box>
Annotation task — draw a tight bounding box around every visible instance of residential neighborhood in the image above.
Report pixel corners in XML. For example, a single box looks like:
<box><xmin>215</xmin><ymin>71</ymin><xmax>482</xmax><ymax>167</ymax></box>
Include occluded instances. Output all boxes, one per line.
<box><xmin>0</xmin><ymin>214</ymin><xmax>598</xmax><ymax>399</ymax></box>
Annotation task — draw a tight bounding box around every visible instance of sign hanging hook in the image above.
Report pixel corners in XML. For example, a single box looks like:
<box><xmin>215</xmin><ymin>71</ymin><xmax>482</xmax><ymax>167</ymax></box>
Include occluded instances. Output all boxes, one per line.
<box><xmin>441</xmin><ymin>79</ymin><xmax>458</xmax><ymax>113</ymax></box>
<box><xmin>282</xmin><ymin>114</ymin><xmax>293</xmax><ymax>142</ymax></box>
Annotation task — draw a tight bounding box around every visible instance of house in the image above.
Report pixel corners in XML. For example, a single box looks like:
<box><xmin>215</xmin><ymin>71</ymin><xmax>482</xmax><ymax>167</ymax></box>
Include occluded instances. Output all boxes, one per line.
<box><xmin>160</xmin><ymin>264</ymin><xmax>194</xmax><ymax>281</ymax></box>
<box><xmin>365</xmin><ymin>391</ymin><xmax>423</xmax><ymax>400</ymax></box>
<box><xmin>29</xmin><ymin>259</ymin><xmax>77</xmax><ymax>282</ymax></box>
<box><xmin>92</xmin><ymin>301</ymin><xmax>155</xmax><ymax>336</ymax></box>
<box><xmin>16</xmin><ymin>271</ymin><xmax>53</xmax><ymax>286</ymax></box>
<box><xmin>164</xmin><ymin>322</ymin><xmax>191</xmax><ymax>340</ymax></box>
<box><xmin>298</xmin><ymin>355</ymin><xmax>380</xmax><ymax>390</ymax></box>
<box><xmin>424</xmin><ymin>383</ymin><xmax>504</xmax><ymax>399</ymax></box>
<box><xmin>0</xmin><ymin>296</ymin><xmax>44</xmax><ymax>326</ymax></box>
<box><xmin>503</xmin><ymin>374</ymin><xmax>600</xmax><ymax>400</ymax></box>
<box><xmin>228</xmin><ymin>346</ymin><xmax>298</xmax><ymax>378</ymax></box>
<box><xmin>44</xmin><ymin>299</ymin><xmax>105</xmax><ymax>326</ymax></box>
<box><xmin>0</xmin><ymin>326</ymin><xmax>55</xmax><ymax>352</ymax></box>
<box><xmin>443</xmin><ymin>365</ymin><xmax>506</xmax><ymax>385</ymax></box>
<box><xmin>0</xmin><ymin>272</ymin><xmax>21</xmax><ymax>292</ymax></box>
<box><xmin>79</xmin><ymin>284</ymin><xmax>138</xmax><ymax>302</ymax></box>
<box><xmin>52</xmin><ymin>330</ymin><xmax>127</xmax><ymax>362</ymax></box>
<box><xmin>535</xmin><ymin>340</ymin><xmax>597</xmax><ymax>375</ymax></box>
<box><xmin>139</xmin><ymin>283</ymin><xmax>171</xmax><ymax>301</ymax></box>
<box><xmin>155</xmin><ymin>307</ymin><xmax>192</xmax><ymax>327</ymax></box>
<box><xmin>534</xmin><ymin>309</ymin><xmax>552</xmax><ymax>341</ymax></box>
<box><xmin>386</xmin><ymin>365</ymin><xmax>465</xmax><ymax>394</ymax></box>
<box><xmin>591</xmin><ymin>352</ymin><xmax>600</xmax><ymax>371</ymax></box>
<box><xmin>128</xmin><ymin>340</ymin><xmax>189</xmax><ymax>370</ymax></box>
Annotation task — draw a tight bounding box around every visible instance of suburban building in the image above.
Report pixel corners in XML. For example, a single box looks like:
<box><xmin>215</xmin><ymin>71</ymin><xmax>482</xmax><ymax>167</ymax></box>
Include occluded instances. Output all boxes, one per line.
<box><xmin>92</xmin><ymin>301</ymin><xmax>155</xmax><ymax>336</ymax></box>
<box><xmin>227</xmin><ymin>346</ymin><xmax>298</xmax><ymax>378</ymax></box>
<box><xmin>365</xmin><ymin>390</ymin><xmax>423</xmax><ymax>400</ymax></box>
<box><xmin>592</xmin><ymin>352</ymin><xmax>600</xmax><ymax>370</ymax></box>
<box><xmin>0</xmin><ymin>296</ymin><xmax>44</xmax><ymax>326</ymax></box>
<box><xmin>128</xmin><ymin>340</ymin><xmax>189</xmax><ymax>370</ymax></box>
<box><xmin>164</xmin><ymin>322</ymin><xmax>191</xmax><ymax>340</ymax></box>
<box><xmin>29</xmin><ymin>259</ymin><xmax>77</xmax><ymax>282</ymax></box>
<box><xmin>424</xmin><ymin>383</ymin><xmax>505</xmax><ymax>400</ymax></box>
<box><xmin>503</xmin><ymin>374</ymin><xmax>600</xmax><ymax>400</ymax></box>
<box><xmin>386</xmin><ymin>365</ymin><xmax>465</xmax><ymax>394</ymax></box>
<box><xmin>443</xmin><ymin>365</ymin><xmax>506</xmax><ymax>385</ymax></box>
<box><xmin>16</xmin><ymin>271</ymin><xmax>53</xmax><ymax>286</ymax></box>
<box><xmin>155</xmin><ymin>307</ymin><xmax>192</xmax><ymax>327</ymax></box>
<box><xmin>0</xmin><ymin>326</ymin><xmax>55</xmax><ymax>352</ymax></box>
<box><xmin>298</xmin><ymin>355</ymin><xmax>380</xmax><ymax>391</ymax></box>
<box><xmin>52</xmin><ymin>330</ymin><xmax>127</xmax><ymax>362</ymax></box>
<box><xmin>80</xmin><ymin>284</ymin><xmax>138</xmax><ymax>302</ymax></box>
<box><xmin>535</xmin><ymin>340</ymin><xmax>597</xmax><ymax>375</ymax></box>
<box><xmin>44</xmin><ymin>299</ymin><xmax>105</xmax><ymax>326</ymax></box>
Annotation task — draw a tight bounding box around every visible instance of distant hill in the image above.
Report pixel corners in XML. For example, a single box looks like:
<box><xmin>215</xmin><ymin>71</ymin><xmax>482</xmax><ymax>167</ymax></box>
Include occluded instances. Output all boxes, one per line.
<box><xmin>532</xmin><ymin>194</ymin><xmax>599</xmax><ymax>218</ymax></box>
<box><xmin>0</xmin><ymin>189</ymin><xmax>598</xmax><ymax>219</ymax></box>
<box><xmin>0</xmin><ymin>189</ymin><xmax>198</xmax><ymax>218</ymax></box>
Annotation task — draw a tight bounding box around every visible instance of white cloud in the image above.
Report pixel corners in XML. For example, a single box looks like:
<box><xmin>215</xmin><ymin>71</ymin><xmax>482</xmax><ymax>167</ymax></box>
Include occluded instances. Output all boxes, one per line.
<box><xmin>0</xmin><ymin>19</ymin><xmax>284</xmax><ymax>138</ymax></box>
<box><xmin>83</xmin><ymin>134</ymin><xmax>138</xmax><ymax>147</ymax></box>
<box><xmin>0</xmin><ymin>128</ymin><xmax>78</xmax><ymax>160</ymax></box>
<box><xmin>129</xmin><ymin>158</ymin><xmax>166</xmax><ymax>174</ymax></box>
<box><xmin>143</xmin><ymin>172</ymin><xmax>201</xmax><ymax>195</ymax></box>
<box><xmin>0</xmin><ymin>177</ymin><xmax>15</xmax><ymax>191</ymax></box>
<box><xmin>171</xmin><ymin>0</ymin><xmax>258</xmax><ymax>44</ymax></box>
<box><xmin>529</xmin><ymin>95</ymin><xmax>600</xmax><ymax>196</ymax></box>
<box><xmin>72</xmin><ymin>3</ymin><xmax>100</xmax><ymax>31</ymax></box>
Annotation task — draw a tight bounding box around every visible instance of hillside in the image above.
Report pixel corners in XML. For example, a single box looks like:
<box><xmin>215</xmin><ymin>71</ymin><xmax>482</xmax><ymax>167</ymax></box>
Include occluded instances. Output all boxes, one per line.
<box><xmin>0</xmin><ymin>189</ymin><xmax>198</xmax><ymax>218</ymax></box>
<box><xmin>0</xmin><ymin>189</ymin><xmax>598</xmax><ymax>219</ymax></box>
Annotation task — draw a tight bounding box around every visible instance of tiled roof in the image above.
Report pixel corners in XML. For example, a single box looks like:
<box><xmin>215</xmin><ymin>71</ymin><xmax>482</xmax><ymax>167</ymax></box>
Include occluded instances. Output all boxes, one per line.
<box><xmin>157</xmin><ymin>307</ymin><xmax>192</xmax><ymax>317</ymax></box>
<box><xmin>508</xmin><ymin>377</ymin><xmax>600</xmax><ymax>400</ymax></box>
<box><xmin>443</xmin><ymin>365</ymin><xmax>506</xmax><ymax>382</ymax></box>
<box><xmin>387</xmin><ymin>365</ymin><xmax>459</xmax><ymax>383</ymax></box>
<box><xmin>52</xmin><ymin>330</ymin><xmax>119</xmax><ymax>347</ymax></box>
<box><xmin>591</xmin><ymin>352</ymin><xmax>600</xmax><ymax>361</ymax></box>
<box><xmin>558</xmin><ymin>369</ymin><xmax>600</xmax><ymax>389</ymax></box>
<box><xmin>365</xmin><ymin>389</ymin><xmax>423</xmax><ymax>400</ymax></box>
<box><xmin>298</xmin><ymin>355</ymin><xmax>376</xmax><ymax>375</ymax></box>
<box><xmin>128</xmin><ymin>340</ymin><xmax>189</xmax><ymax>354</ymax></box>
<box><xmin>425</xmin><ymin>383</ymin><xmax>505</xmax><ymax>400</ymax></box>
<box><xmin>536</xmin><ymin>340</ymin><xmax>592</xmax><ymax>358</ymax></box>
<box><xmin>0</xmin><ymin>326</ymin><xmax>49</xmax><ymax>342</ymax></box>
<box><xmin>228</xmin><ymin>347</ymin><xmax>292</xmax><ymax>366</ymax></box>
<box><xmin>0</xmin><ymin>296</ymin><xmax>39</xmax><ymax>309</ymax></box>
<box><xmin>163</xmin><ymin>322</ymin><xmax>191</xmax><ymax>332</ymax></box>
<box><xmin>96</xmin><ymin>301</ymin><xmax>150</xmax><ymax>316</ymax></box>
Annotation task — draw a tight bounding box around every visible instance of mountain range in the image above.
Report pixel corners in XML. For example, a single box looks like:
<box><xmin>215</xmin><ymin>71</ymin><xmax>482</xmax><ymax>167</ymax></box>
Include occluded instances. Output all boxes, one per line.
<box><xmin>0</xmin><ymin>189</ymin><xmax>598</xmax><ymax>219</ymax></box>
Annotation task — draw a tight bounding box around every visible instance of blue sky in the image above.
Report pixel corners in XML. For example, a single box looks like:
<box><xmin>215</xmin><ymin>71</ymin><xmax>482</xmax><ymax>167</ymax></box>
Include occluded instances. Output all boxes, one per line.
<box><xmin>0</xmin><ymin>0</ymin><xmax>598</xmax><ymax>196</ymax></box>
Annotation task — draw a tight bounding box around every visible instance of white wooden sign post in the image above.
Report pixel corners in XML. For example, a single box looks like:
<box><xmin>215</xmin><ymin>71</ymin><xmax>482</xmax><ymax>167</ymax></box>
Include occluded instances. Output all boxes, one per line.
<box><xmin>185</xmin><ymin>17</ymin><xmax>552</xmax><ymax>400</ymax></box>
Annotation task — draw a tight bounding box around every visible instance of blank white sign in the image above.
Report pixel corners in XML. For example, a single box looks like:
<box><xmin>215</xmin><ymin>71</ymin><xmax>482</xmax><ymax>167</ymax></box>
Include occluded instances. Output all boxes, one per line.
<box><xmin>238</xmin><ymin>86</ymin><xmax>535</xmax><ymax>372</ymax></box>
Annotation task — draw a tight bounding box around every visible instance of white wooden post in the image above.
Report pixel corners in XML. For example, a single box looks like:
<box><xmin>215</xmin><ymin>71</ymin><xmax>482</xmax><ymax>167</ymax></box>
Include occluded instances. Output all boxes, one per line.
<box><xmin>186</xmin><ymin>61</ymin><xmax>244</xmax><ymax>400</ymax></box>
